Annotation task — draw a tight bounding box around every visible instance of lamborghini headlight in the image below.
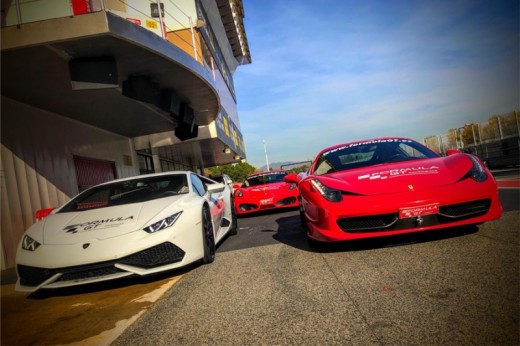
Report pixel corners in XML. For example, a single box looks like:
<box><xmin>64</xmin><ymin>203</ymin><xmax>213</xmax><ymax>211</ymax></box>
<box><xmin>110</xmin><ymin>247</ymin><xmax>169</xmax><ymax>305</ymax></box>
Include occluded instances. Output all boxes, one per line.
<box><xmin>310</xmin><ymin>179</ymin><xmax>342</xmax><ymax>202</ymax></box>
<box><xmin>467</xmin><ymin>155</ymin><xmax>487</xmax><ymax>182</ymax></box>
<box><xmin>21</xmin><ymin>235</ymin><xmax>41</xmax><ymax>251</ymax></box>
<box><xmin>143</xmin><ymin>211</ymin><xmax>183</xmax><ymax>233</ymax></box>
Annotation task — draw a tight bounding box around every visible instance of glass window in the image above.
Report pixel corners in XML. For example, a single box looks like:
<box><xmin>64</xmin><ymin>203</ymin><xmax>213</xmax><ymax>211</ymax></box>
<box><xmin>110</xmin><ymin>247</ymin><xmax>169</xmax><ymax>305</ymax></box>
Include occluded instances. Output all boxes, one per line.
<box><xmin>58</xmin><ymin>174</ymin><xmax>188</xmax><ymax>212</ymax></box>
<box><xmin>191</xmin><ymin>174</ymin><xmax>207</xmax><ymax>197</ymax></box>
<box><xmin>314</xmin><ymin>139</ymin><xmax>439</xmax><ymax>175</ymax></box>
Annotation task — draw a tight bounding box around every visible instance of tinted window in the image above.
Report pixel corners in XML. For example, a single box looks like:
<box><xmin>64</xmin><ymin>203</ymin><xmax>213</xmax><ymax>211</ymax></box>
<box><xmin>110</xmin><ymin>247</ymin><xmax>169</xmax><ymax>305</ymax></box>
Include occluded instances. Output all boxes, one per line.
<box><xmin>191</xmin><ymin>174</ymin><xmax>207</xmax><ymax>196</ymax></box>
<box><xmin>244</xmin><ymin>172</ymin><xmax>287</xmax><ymax>187</ymax></box>
<box><xmin>59</xmin><ymin>174</ymin><xmax>189</xmax><ymax>212</ymax></box>
<box><xmin>314</xmin><ymin>139</ymin><xmax>438</xmax><ymax>175</ymax></box>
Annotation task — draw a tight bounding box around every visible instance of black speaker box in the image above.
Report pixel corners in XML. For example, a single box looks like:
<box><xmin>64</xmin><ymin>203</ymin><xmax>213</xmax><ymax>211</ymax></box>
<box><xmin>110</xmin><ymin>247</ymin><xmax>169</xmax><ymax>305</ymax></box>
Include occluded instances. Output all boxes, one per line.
<box><xmin>122</xmin><ymin>76</ymin><xmax>160</xmax><ymax>105</ymax></box>
<box><xmin>179</xmin><ymin>103</ymin><xmax>195</xmax><ymax>126</ymax></box>
<box><xmin>159</xmin><ymin>90</ymin><xmax>182</xmax><ymax>118</ymax></box>
<box><xmin>69</xmin><ymin>57</ymin><xmax>118</xmax><ymax>89</ymax></box>
<box><xmin>175</xmin><ymin>122</ymin><xmax>199</xmax><ymax>141</ymax></box>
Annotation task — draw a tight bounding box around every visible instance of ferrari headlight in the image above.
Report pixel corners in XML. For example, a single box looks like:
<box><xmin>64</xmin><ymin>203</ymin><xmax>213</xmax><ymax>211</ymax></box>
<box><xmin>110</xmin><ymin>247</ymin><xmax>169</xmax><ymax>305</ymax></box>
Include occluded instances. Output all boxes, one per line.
<box><xmin>21</xmin><ymin>235</ymin><xmax>41</xmax><ymax>251</ymax></box>
<box><xmin>143</xmin><ymin>211</ymin><xmax>183</xmax><ymax>233</ymax></box>
<box><xmin>236</xmin><ymin>190</ymin><xmax>244</xmax><ymax>197</ymax></box>
<box><xmin>289</xmin><ymin>183</ymin><xmax>297</xmax><ymax>190</ymax></box>
<box><xmin>467</xmin><ymin>155</ymin><xmax>487</xmax><ymax>182</ymax></box>
<box><xmin>310</xmin><ymin>179</ymin><xmax>342</xmax><ymax>202</ymax></box>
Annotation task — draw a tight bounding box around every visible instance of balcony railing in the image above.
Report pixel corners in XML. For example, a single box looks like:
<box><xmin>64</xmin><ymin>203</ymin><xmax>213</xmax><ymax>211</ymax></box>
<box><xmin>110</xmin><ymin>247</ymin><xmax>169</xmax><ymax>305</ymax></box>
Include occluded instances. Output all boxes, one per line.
<box><xmin>2</xmin><ymin>0</ymin><xmax>211</xmax><ymax>76</ymax></box>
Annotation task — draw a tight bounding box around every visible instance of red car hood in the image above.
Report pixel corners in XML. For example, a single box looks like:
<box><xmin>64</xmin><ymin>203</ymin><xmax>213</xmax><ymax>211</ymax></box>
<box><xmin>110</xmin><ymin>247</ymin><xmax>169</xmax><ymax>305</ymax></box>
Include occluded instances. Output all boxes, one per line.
<box><xmin>41</xmin><ymin>195</ymin><xmax>187</xmax><ymax>245</ymax></box>
<box><xmin>319</xmin><ymin>154</ymin><xmax>473</xmax><ymax>196</ymax></box>
<box><xmin>241</xmin><ymin>182</ymin><xmax>289</xmax><ymax>195</ymax></box>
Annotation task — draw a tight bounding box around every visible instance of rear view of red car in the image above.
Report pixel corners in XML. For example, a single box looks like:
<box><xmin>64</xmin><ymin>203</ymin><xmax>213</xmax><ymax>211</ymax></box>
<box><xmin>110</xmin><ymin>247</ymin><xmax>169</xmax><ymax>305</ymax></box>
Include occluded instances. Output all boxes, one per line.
<box><xmin>234</xmin><ymin>170</ymin><xmax>300</xmax><ymax>215</ymax></box>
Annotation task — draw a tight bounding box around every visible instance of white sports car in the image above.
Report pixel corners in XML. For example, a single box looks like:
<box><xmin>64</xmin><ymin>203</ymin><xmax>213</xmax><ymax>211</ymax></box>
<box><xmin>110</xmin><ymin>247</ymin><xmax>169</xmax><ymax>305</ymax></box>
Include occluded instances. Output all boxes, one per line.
<box><xmin>15</xmin><ymin>171</ymin><xmax>237</xmax><ymax>292</ymax></box>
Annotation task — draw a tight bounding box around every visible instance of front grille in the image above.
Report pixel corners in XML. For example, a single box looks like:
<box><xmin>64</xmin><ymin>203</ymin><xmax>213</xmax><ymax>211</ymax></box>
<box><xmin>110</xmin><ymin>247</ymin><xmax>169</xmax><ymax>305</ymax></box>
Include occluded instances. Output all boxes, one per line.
<box><xmin>239</xmin><ymin>203</ymin><xmax>257</xmax><ymax>211</ymax></box>
<box><xmin>337</xmin><ymin>214</ymin><xmax>398</xmax><ymax>232</ymax></box>
<box><xmin>337</xmin><ymin>199</ymin><xmax>492</xmax><ymax>233</ymax></box>
<box><xmin>18</xmin><ymin>265</ymin><xmax>57</xmax><ymax>287</ymax></box>
<box><xmin>276</xmin><ymin>197</ymin><xmax>297</xmax><ymax>206</ymax></box>
<box><xmin>119</xmin><ymin>242</ymin><xmax>185</xmax><ymax>268</ymax></box>
<box><xmin>439</xmin><ymin>199</ymin><xmax>491</xmax><ymax>218</ymax></box>
<box><xmin>18</xmin><ymin>242</ymin><xmax>185</xmax><ymax>287</ymax></box>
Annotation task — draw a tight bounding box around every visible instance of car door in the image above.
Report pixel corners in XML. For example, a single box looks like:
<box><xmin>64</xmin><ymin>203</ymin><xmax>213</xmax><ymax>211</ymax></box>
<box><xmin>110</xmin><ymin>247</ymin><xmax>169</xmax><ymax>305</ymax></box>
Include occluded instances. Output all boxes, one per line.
<box><xmin>191</xmin><ymin>174</ymin><xmax>224</xmax><ymax>232</ymax></box>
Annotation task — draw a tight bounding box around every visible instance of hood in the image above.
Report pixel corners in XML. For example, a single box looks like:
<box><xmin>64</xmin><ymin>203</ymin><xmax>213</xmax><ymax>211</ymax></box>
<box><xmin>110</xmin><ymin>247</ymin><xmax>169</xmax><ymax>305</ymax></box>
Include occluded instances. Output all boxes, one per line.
<box><xmin>41</xmin><ymin>194</ymin><xmax>187</xmax><ymax>245</ymax></box>
<box><xmin>320</xmin><ymin>155</ymin><xmax>473</xmax><ymax>196</ymax></box>
<box><xmin>241</xmin><ymin>182</ymin><xmax>289</xmax><ymax>195</ymax></box>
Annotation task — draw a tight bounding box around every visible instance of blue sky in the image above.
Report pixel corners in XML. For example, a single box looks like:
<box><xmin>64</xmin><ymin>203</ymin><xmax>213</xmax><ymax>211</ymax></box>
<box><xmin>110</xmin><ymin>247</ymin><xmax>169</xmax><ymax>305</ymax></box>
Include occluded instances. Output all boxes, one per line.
<box><xmin>233</xmin><ymin>0</ymin><xmax>519</xmax><ymax>169</ymax></box>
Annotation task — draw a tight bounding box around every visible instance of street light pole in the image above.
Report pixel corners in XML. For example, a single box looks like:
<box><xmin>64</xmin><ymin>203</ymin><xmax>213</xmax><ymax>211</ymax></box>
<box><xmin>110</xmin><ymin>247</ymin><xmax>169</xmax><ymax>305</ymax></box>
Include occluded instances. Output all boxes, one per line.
<box><xmin>263</xmin><ymin>140</ymin><xmax>270</xmax><ymax>171</ymax></box>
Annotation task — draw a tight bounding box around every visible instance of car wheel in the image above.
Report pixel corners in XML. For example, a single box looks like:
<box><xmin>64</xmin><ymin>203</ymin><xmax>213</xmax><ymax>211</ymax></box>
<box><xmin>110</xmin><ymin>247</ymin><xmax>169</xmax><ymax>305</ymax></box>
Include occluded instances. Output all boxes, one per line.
<box><xmin>299</xmin><ymin>205</ymin><xmax>308</xmax><ymax>232</ymax></box>
<box><xmin>229</xmin><ymin>197</ymin><xmax>238</xmax><ymax>236</ymax></box>
<box><xmin>202</xmin><ymin>205</ymin><xmax>215</xmax><ymax>264</ymax></box>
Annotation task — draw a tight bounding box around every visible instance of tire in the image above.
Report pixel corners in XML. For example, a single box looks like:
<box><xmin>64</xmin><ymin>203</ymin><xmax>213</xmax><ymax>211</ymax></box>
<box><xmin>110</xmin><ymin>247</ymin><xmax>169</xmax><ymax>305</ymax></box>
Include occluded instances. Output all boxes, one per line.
<box><xmin>229</xmin><ymin>197</ymin><xmax>238</xmax><ymax>236</ymax></box>
<box><xmin>202</xmin><ymin>205</ymin><xmax>215</xmax><ymax>264</ymax></box>
<box><xmin>300</xmin><ymin>205</ymin><xmax>321</xmax><ymax>249</ymax></box>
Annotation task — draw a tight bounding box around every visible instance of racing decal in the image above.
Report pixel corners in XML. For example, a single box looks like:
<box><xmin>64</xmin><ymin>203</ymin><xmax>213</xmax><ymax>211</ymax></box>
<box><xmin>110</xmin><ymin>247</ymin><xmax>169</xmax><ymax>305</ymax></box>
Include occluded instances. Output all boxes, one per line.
<box><xmin>324</xmin><ymin>138</ymin><xmax>412</xmax><ymax>156</ymax></box>
<box><xmin>399</xmin><ymin>204</ymin><xmax>439</xmax><ymax>218</ymax></box>
<box><xmin>358</xmin><ymin>166</ymin><xmax>439</xmax><ymax>180</ymax></box>
<box><xmin>63</xmin><ymin>216</ymin><xmax>134</xmax><ymax>234</ymax></box>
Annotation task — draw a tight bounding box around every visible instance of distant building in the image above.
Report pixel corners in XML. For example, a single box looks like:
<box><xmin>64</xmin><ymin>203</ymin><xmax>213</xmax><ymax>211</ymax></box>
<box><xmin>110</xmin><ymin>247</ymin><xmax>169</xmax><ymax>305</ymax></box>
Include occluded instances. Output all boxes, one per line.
<box><xmin>0</xmin><ymin>0</ymin><xmax>251</xmax><ymax>269</ymax></box>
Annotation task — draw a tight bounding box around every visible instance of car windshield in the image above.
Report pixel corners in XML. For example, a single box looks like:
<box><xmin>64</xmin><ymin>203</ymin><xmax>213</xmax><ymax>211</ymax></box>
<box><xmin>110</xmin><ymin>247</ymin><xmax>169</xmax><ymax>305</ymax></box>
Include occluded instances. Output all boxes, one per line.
<box><xmin>59</xmin><ymin>174</ymin><xmax>189</xmax><ymax>212</ymax></box>
<box><xmin>313</xmin><ymin>139</ymin><xmax>439</xmax><ymax>175</ymax></box>
<box><xmin>243</xmin><ymin>172</ymin><xmax>287</xmax><ymax>187</ymax></box>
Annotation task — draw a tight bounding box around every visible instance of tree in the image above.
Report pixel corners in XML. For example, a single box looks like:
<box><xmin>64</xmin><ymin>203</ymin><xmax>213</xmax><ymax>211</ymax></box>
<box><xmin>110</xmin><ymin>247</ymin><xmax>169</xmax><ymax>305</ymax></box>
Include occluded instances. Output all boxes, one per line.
<box><xmin>206</xmin><ymin>162</ymin><xmax>257</xmax><ymax>182</ymax></box>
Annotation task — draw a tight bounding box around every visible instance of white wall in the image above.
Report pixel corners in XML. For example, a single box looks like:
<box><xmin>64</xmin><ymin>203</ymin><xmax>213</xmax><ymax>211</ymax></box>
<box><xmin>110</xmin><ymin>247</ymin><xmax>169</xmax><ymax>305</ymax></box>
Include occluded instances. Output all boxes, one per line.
<box><xmin>1</xmin><ymin>96</ymin><xmax>139</xmax><ymax>269</ymax></box>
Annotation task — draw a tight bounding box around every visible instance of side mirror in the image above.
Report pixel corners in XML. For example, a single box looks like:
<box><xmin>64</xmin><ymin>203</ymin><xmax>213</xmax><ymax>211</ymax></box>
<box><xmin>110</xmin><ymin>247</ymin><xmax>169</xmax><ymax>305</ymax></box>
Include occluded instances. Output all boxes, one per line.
<box><xmin>284</xmin><ymin>173</ymin><xmax>300</xmax><ymax>184</ymax></box>
<box><xmin>446</xmin><ymin>149</ymin><xmax>461</xmax><ymax>156</ymax></box>
<box><xmin>232</xmin><ymin>183</ymin><xmax>242</xmax><ymax>190</ymax></box>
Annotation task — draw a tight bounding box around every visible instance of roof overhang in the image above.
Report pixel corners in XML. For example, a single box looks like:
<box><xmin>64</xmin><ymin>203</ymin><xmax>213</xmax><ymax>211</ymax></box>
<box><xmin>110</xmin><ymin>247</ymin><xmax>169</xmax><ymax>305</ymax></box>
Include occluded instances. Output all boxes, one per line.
<box><xmin>1</xmin><ymin>11</ymin><xmax>220</xmax><ymax>137</ymax></box>
<box><xmin>216</xmin><ymin>0</ymin><xmax>251</xmax><ymax>65</ymax></box>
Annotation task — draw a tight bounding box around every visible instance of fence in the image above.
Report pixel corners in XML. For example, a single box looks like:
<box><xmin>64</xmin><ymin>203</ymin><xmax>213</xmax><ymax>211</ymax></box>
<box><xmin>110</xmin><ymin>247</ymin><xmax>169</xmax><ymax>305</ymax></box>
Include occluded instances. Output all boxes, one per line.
<box><xmin>424</xmin><ymin>111</ymin><xmax>519</xmax><ymax>167</ymax></box>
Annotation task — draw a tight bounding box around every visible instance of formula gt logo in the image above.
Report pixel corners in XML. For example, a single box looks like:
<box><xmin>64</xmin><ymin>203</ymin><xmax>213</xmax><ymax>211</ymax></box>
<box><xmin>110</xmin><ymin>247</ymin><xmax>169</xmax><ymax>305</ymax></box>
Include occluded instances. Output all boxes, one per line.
<box><xmin>358</xmin><ymin>166</ymin><xmax>439</xmax><ymax>181</ymax></box>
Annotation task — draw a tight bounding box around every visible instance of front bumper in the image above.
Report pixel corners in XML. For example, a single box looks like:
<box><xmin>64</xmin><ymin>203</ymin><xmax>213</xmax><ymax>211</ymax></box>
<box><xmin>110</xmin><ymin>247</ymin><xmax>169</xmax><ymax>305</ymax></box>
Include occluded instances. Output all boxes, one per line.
<box><xmin>303</xmin><ymin>180</ymin><xmax>502</xmax><ymax>242</ymax></box>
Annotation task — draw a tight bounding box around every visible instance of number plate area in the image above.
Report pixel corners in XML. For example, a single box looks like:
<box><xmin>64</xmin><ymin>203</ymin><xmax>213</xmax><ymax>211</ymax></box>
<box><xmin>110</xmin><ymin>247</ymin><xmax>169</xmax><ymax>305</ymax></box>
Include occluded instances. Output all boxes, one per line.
<box><xmin>260</xmin><ymin>198</ymin><xmax>274</xmax><ymax>205</ymax></box>
<box><xmin>399</xmin><ymin>203</ymin><xmax>439</xmax><ymax>219</ymax></box>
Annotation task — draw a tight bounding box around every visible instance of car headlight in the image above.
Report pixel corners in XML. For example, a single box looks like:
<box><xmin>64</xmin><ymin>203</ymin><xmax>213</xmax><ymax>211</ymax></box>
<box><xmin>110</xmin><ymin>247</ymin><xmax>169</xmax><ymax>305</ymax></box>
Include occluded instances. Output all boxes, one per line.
<box><xmin>467</xmin><ymin>155</ymin><xmax>487</xmax><ymax>182</ymax></box>
<box><xmin>289</xmin><ymin>183</ymin><xmax>297</xmax><ymax>190</ymax></box>
<box><xmin>310</xmin><ymin>179</ymin><xmax>342</xmax><ymax>202</ymax></box>
<box><xmin>236</xmin><ymin>190</ymin><xmax>244</xmax><ymax>197</ymax></box>
<box><xmin>21</xmin><ymin>235</ymin><xmax>41</xmax><ymax>251</ymax></box>
<box><xmin>143</xmin><ymin>211</ymin><xmax>183</xmax><ymax>233</ymax></box>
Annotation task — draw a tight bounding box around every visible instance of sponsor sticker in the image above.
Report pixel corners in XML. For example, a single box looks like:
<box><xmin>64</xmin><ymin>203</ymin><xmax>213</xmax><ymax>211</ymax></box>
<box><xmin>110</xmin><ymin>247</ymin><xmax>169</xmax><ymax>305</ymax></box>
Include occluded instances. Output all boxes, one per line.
<box><xmin>358</xmin><ymin>166</ymin><xmax>440</xmax><ymax>181</ymax></box>
<box><xmin>260</xmin><ymin>198</ymin><xmax>274</xmax><ymax>205</ymax></box>
<box><xmin>399</xmin><ymin>204</ymin><xmax>439</xmax><ymax>219</ymax></box>
<box><xmin>63</xmin><ymin>216</ymin><xmax>134</xmax><ymax>234</ymax></box>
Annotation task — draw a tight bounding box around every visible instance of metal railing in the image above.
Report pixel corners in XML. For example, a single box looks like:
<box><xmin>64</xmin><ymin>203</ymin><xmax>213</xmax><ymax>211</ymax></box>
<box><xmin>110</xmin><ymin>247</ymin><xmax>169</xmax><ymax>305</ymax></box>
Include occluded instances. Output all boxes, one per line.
<box><xmin>2</xmin><ymin>0</ymin><xmax>208</xmax><ymax>70</ymax></box>
<box><xmin>424</xmin><ymin>111</ymin><xmax>520</xmax><ymax>167</ymax></box>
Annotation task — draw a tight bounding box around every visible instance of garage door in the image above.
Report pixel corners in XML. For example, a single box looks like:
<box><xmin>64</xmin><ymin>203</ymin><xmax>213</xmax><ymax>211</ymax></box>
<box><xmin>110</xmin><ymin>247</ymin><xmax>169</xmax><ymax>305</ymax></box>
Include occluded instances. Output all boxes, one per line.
<box><xmin>73</xmin><ymin>156</ymin><xmax>117</xmax><ymax>192</ymax></box>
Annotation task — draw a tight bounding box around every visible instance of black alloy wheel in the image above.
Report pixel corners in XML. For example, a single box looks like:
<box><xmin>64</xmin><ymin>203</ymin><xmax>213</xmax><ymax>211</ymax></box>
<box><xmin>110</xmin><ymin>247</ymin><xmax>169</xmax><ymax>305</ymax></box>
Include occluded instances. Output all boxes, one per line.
<box><xmin>202</xmin><ymin>205</ymin><xmax>216</xmax><ymax>263</ymax></box>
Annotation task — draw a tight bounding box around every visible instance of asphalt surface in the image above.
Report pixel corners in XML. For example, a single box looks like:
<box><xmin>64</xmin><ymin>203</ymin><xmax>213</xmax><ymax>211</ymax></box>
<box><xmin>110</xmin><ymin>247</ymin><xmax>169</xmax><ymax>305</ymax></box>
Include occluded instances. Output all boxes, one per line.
<box><xmin>113</xmin><ymin>193</ymin><xmax>519</xmax><ymax>345</ymax></box>
<box><xmin>1</xmin><ymin>174</ymin><xmax>518</xmax><ymax>345</ymax></box>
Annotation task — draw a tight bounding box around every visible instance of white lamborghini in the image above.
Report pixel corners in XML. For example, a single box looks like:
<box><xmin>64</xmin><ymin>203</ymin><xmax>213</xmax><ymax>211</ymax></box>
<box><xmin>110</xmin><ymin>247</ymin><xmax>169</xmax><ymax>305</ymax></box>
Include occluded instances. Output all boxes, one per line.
<box><xmin>15</xmin><ymin>171</ymin><xmax>237</xmax><ymax>292</ymax></box>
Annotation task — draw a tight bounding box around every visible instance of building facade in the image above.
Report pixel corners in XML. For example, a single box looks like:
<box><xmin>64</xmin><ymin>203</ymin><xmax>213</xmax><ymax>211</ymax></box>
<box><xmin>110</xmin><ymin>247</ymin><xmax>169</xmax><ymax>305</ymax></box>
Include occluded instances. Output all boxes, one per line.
<box><xmin>0</xmin><ymin>0</ymin><xmax>251</xmax><ymax>269</ymax></box>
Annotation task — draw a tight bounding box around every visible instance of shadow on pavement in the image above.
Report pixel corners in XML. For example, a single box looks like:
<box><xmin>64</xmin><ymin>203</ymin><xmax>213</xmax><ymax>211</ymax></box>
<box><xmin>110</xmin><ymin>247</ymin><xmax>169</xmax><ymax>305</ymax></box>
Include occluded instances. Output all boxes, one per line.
<box><xmin>273</xmin><ymin>213</ymin><xmax>480</xmax><ymax>253</ymax></box>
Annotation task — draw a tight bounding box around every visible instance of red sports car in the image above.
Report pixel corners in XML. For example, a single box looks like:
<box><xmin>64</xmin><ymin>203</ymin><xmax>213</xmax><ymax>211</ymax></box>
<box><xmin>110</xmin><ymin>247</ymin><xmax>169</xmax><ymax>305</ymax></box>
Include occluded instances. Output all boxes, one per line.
<box><xmin>284</xmin><ymin>137</ymin><xmax>502</xmax><ymax>246</ymax></box>
<box><xmin>234</xmin><ymin>170</ymin><xmax>300</xmax><ymax>215</ymax></box>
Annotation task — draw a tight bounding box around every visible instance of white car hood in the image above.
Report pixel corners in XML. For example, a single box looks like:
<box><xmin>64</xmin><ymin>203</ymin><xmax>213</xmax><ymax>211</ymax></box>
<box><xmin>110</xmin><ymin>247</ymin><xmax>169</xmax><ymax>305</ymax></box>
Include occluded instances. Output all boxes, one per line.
<box><xmin>41</xmin><ymin>195</ymin><xmax>187</xmax><ymax>245</ymax></box>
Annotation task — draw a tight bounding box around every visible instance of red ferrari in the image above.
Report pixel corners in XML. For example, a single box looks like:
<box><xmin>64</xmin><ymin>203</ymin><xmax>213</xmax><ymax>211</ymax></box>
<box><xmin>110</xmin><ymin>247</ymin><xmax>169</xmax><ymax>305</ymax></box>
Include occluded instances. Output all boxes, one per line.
<box><xmin>284</xmin><ymin>137</ymin><xmax>502</xmax><ymax>246</ymax></box>
<box><xmin>234</xmin><ymin>170</ymin><xmax>300</xmax><ymax>215</ymax></box>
